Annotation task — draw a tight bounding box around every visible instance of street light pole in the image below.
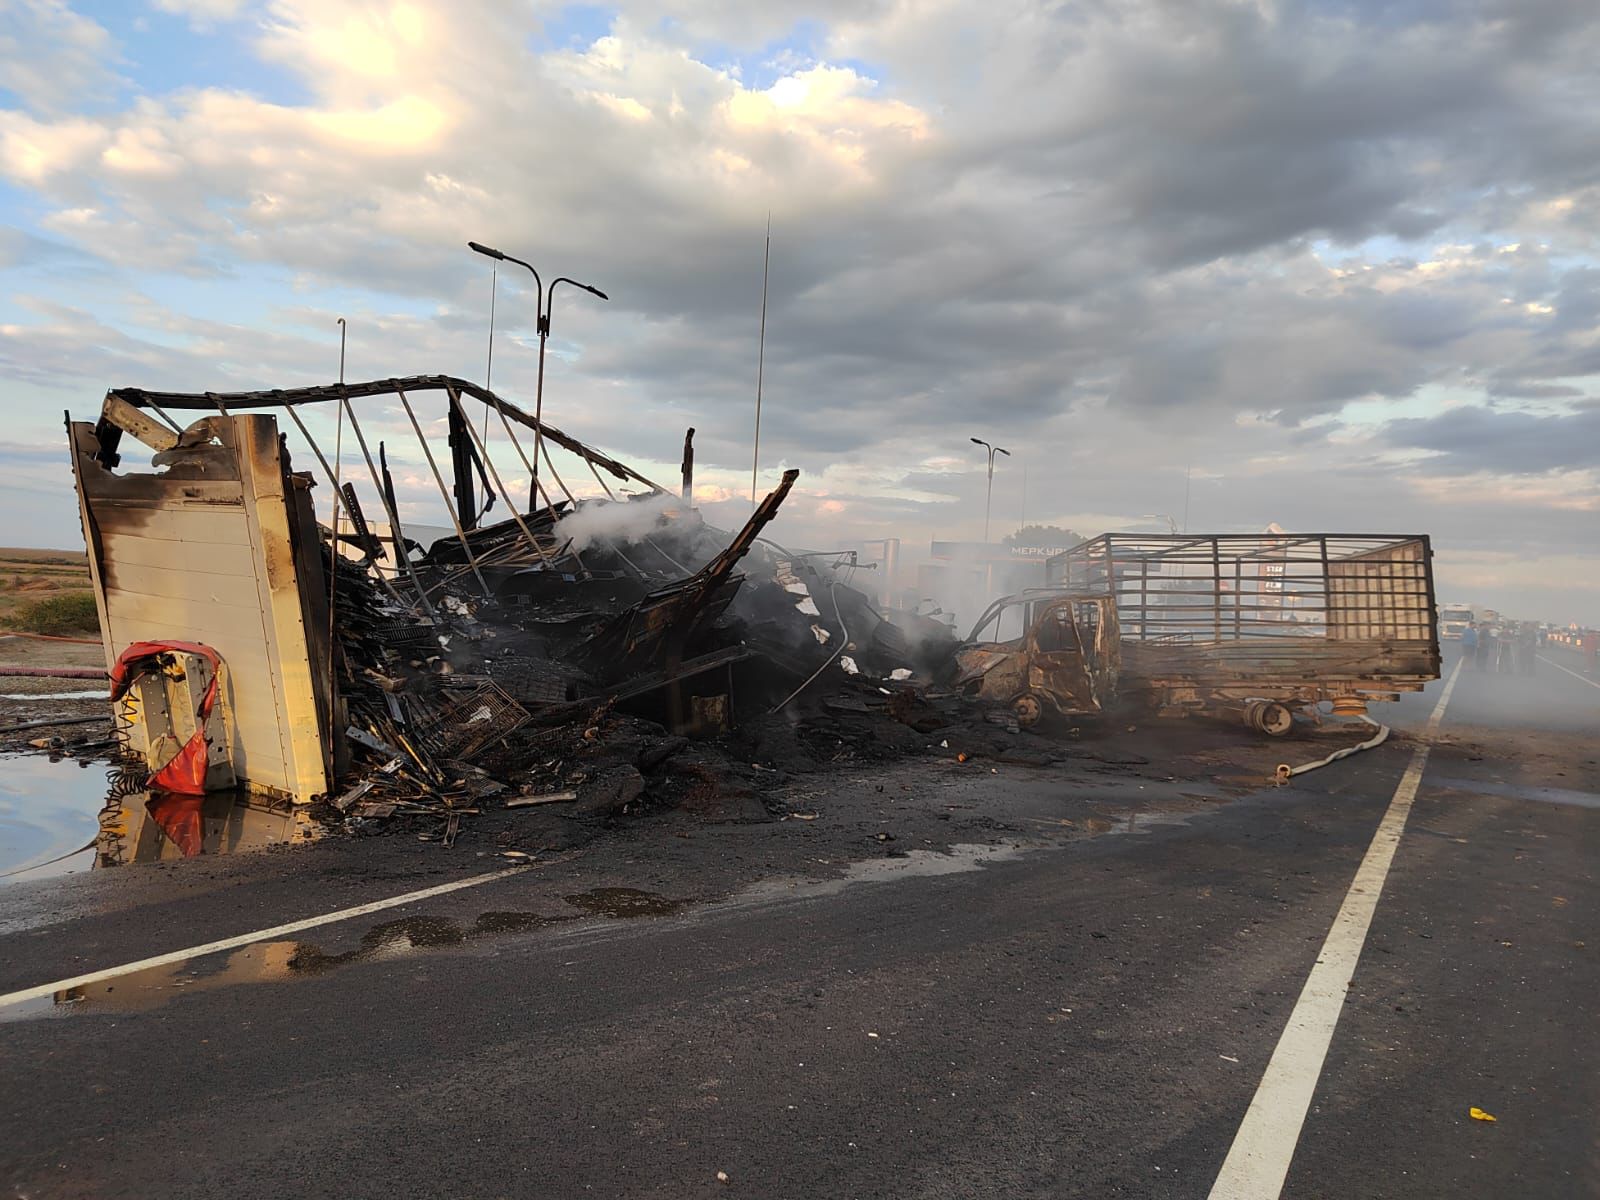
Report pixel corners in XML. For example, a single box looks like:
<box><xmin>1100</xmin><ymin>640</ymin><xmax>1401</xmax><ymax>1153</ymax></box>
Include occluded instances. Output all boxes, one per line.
<box><xmin>970</xmin><ymin>436</ymin><xmax>1011</xmax><ymax>542</ymax></box>
<box><xmin>469</xmin><ymin>241</ymin><xmax>607</xmax><ymax>509</ymax></box>
<box><xmin>540</xmin><ymin>275</ymin><xmax>609</xmax><ymax>503</ymax></box>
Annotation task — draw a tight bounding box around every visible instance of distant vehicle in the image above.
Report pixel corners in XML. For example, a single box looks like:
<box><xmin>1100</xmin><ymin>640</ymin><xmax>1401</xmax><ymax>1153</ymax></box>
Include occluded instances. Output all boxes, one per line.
<box><xmin>1438</xmin><ymin>604</ymin><xmax>1475</xmax><ymax>640</ymax></box>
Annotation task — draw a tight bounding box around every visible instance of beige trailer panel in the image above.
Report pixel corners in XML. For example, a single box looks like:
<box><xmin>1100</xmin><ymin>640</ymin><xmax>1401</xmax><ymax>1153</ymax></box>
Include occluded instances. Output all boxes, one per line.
<box><xmin>70</xmin><ymin>414</ymin><xmax>333</xmax><ymax>802</ymax></box>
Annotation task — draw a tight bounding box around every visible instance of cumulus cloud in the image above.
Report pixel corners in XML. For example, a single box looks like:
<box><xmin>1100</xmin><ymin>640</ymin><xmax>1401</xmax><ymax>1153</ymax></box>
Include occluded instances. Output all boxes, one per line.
<box><xmin>1387</xmin><ymin>406</ymin><xmax>1600</xmax><ymax>473</ymax></box>
<box><xmin>0</xmin><ymin>0</ymin><xmax>114</xmax><ymax>113</ymax></box>
<box><xmin>151</xmin><ymin>0</ymin><xmax>249</xmax><ymax>27</ymax></box>
<box><xmin>1</xmin><ymin>0</ymin><xmax>1598</xmax><ymax>619</ymax></box>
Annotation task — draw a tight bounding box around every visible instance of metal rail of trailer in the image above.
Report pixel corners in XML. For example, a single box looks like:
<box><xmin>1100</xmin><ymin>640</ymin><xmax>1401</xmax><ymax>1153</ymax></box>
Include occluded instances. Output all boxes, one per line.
<box><xmin>1046</xmin><ymin>533</ymin><xmax>1440</xmax><ymax>729</ymax></box>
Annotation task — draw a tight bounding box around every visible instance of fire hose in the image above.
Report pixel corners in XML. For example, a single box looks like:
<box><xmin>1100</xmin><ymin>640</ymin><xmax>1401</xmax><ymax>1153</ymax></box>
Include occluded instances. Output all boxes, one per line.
<box><xmin>1274</xmin><ymin>715</ymin><xmax>1390</xmax><ymax>785</ymax></box>
<box><xmin>770</xmin><ymin>580</ymin><xmax>848</xmax><ymax>715</ymax></box>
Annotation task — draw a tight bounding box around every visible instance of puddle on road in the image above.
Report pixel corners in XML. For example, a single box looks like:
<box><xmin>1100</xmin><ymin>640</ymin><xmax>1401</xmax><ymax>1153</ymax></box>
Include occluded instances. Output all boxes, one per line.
<box><xmin>0</xmin><ymin>754</ymin><xmax>114</xmax><ymax>882</ymax></box>
<box><xmin>1081</xmin><ymin>809</ymin><xmax>1196</xmax><ymax>836</ymax></box>
<box><xmin>6</xmin><ymin>844</ymin><xmax>1045</xmax><ymax>1020</ymax></box>
<box><xmin>94</xmin><ymin>789</ymin><xmax>317</xmax><ymax>867</ymax></box>
<box><xmin>0</xmin><ymin>752</ymin><xmax>315</xmax><ymax>884</ymax></box>
<box><xmin>723</xmin><ymin>842</ymin><xmax>1030</xmax><ymax>914</ymax></box>
<box><xmin>838</xmin><ymin>842</ymin><xmax>1026</xmax><ymax>882</ymax></box>
<box><xmin>7</xmin><ymin>845</ymin><xmax>1029</xmax><ymax>1018</ymax></box>
<box><xmin>1020</xmin><ymin>808</ymin><xmax>1199</xmax><ymax>839</ymax></box>
<box><xmin>286</xmin><ymin>911</ymin><xmax>557</xmax><ymax>976</ymax></box>
<box><xmin>4</xmin><ymin>909</ymin><xmax>559</xmax><ymax>1020</ymax></box>
<box><xmin>563</xmin><ymin>887</ymin><xmax>687</xmax><ymax>918</ymax></box>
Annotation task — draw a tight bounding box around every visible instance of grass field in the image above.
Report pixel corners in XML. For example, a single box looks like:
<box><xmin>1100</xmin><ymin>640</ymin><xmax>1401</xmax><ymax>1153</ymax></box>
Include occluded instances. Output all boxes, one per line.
<box><xmin>0</xmin><ymin>547</ymin><xmax>97</xmax><ymax>634</ymax></box>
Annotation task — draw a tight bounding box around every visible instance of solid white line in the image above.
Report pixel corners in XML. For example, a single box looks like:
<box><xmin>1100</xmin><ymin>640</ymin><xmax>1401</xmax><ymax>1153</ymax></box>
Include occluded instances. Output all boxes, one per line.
<box><xmin>0</xmin><ymin>865</ymin><xmax>528</xmax><ymax>1009</ymax></box>
<box><xmin>1206</xmin><ymin>658</ymin><xmax>1463</xmax><ymax>1200</ymax></box>
<box><xmin>1537</xmin><ymin>654</ymin><xmax>1600</xmax><ymax>690</ymax></box>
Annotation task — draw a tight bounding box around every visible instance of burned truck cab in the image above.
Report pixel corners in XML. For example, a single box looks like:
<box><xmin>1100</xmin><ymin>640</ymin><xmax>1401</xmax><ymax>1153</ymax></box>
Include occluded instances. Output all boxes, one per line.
<box><xmin>951</xmin><ymin>590</ymin><xmax>1121</xmax><ymax>728</ymax></box>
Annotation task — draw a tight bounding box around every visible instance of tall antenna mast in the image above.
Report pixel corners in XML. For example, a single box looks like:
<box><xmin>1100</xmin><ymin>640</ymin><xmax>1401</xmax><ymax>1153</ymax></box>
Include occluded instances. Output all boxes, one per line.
<box><xmin>751</xmin><ymin>212</ymin><xmax>771</xmax><ymax>505</ymax></box>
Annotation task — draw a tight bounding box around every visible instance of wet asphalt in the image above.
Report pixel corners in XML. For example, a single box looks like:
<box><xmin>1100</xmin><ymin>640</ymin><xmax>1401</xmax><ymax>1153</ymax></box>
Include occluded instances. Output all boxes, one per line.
<box><xmin>0</xmin><ymin>645</ymin><xmax>1596</xmax><ymax>1199</ymax></box>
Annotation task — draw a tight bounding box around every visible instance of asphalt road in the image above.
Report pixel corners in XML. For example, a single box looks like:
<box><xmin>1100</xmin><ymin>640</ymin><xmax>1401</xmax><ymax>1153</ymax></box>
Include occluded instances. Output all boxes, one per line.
<box><xmin>1</xmin><ymin>652</ymin><xmax>1595</xmax><ymax>1199</ymax></box>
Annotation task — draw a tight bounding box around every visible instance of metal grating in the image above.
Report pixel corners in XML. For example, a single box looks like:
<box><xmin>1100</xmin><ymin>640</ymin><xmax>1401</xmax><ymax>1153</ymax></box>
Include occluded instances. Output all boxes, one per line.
<box><xmin>418</xmin><ymin>679</ymin><xmax>531</xmax><ymax>759</ymax></box>
<box><xmin>367</xmin><ymin>619</ymin><xmax>445</xmax><ymax>651</ymax></box>
<box><xmin>1047</xmin><ymin>534</ymin><xmax>1436</xmax><ymax>646</ymax></box>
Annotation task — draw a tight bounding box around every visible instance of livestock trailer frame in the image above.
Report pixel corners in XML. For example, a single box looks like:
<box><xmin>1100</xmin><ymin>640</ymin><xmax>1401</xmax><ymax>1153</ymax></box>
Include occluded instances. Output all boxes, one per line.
<box><xmin>1047</xmin><ymin>533</ymin><xmax>1440</xmax><ymax>720</ymax></box>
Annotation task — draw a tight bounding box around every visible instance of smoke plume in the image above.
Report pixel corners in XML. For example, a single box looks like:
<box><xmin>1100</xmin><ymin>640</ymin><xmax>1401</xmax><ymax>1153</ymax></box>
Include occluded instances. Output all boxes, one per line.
<box><xmin>552</xmin><ymin>493</ymin><xmax>687</xmax><ymax>552</ymax></box>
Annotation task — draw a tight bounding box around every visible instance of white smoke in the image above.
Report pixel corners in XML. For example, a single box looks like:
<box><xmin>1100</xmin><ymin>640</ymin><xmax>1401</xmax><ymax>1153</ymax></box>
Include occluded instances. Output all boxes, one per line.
<box><xmin>552</xmin><ymin>493</ymin><xmax>686</xmax><ymax>552</ymax></box>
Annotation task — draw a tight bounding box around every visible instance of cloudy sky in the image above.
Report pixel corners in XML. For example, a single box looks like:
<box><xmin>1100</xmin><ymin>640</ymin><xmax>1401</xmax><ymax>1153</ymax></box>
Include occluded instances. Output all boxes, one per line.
<box><xmin>1</xmin><ymin>0</ymin><xmax>1597</xmax><ymax>622</ymax></box>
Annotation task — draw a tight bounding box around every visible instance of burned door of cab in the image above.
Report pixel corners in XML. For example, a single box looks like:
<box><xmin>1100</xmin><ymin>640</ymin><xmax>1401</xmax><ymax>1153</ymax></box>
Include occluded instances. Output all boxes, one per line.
<box><xmin>1020</xmin><ymin>596</ymin><xmax>1120</xmax><ymax>724</ymax></box>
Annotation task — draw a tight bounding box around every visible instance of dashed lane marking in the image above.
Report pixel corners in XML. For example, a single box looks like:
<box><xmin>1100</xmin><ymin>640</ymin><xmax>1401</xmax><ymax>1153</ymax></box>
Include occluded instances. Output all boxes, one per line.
<box><xmin>0</xmin><ymin>866</ymin><xmax>528</xmax><ymax>1009</ymax></box>
<box><xmin>1206</xmin><ymin>658</ymin><xmax>1463</xmax><ymax>1199</ymax></box>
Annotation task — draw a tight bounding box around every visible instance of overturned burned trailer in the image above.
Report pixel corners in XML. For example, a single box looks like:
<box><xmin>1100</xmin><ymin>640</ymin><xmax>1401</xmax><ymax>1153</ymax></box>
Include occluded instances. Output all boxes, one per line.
<box><xmin>1048</xmin><ymin>533</ymin><xmax>1440</xmax><ymax>732</ymax></box>
<box><xmin>69</xmin><ymin>376</ymin><xmax>942</xmax><ymax>813</ymax></box>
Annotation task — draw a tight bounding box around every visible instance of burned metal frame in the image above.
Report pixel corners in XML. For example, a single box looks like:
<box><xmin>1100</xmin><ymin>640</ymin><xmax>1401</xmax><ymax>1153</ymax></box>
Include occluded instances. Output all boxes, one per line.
<box><xmin>72</xmin><ymin>371</ymin><xmax>898</xmax><ymax>816</ymax></box>
<box><xmin>336</xmin><ymin>392</ymin><xmax>439</xmax><ymax>619</ymax></box>
<box><xmin>1051</xmin><ymin>533</ymin><xmax>1436</xmax><ymax>643</ymax></box>
<box><xmin>395</xmin><ymin>388</ymin><xmax>493</xmax><ymax>599</ymax></box>
<box><xmin>95</xmin><ymin>375</ymin><xmax>666</xmax><ymax>496</ymax></box>
<box><xmin>1047</xmin><ymin>533</ymin><xmax>1440</xmax><ymax>710</ymax></box>
<box><xmin>87</xmin><ymin>375</ymin><xmax>680</xmax><ymax>623</ymax></box>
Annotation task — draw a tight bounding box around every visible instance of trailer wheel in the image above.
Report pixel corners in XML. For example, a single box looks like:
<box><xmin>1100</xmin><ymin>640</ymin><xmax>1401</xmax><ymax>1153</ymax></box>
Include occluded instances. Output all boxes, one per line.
<box><xmin>1012</xmin><ymin>693</ymin><xmax>1044</xmax><ymax>729</ymax></box>
<box><xmin>1243</xmin><ymin>700</ymin><xmax>1295</xmax><ymax>737</ymax></box>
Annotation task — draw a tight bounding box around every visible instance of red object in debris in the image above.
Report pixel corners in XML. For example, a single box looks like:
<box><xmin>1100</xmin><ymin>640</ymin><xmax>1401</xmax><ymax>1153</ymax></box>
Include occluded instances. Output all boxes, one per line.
<box><xmin>109</xmin><ymin>640</ymin><xmax>224</xmax><ymax>796</ymax></box>
<box><xmin>144</xmin><ymin>791</ymin><xmax>205</xmax><ymax>856</ymax></box>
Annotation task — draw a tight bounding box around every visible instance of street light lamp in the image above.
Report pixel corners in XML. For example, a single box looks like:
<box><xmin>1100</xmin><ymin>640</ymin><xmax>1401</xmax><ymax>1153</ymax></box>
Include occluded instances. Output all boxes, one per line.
<box><xmin>468</xmin><ymin>241</ymin><xmax>607</xmax><ymax>508</ymax></box>
<box><xmin>970</xmin><ymin>436</ymin><xmax>1011</xmax><ymax>542</ymax></box>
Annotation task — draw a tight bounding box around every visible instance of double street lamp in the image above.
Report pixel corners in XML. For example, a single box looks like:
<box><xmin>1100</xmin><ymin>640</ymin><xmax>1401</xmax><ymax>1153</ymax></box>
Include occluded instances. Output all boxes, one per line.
<box><xmin>468</xmin><ymin>241</ymin><xmax>607</xmax><ymax>505</ymax></box>
<box><xmin>970</xmin><ymin>436</ymin><xmax>1010</xmax><ymax>543</ymax></box>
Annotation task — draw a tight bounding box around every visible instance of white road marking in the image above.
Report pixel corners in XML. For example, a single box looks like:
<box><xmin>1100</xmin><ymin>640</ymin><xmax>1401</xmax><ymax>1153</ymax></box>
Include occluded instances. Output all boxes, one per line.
<box><xmin>0</xmin><ymin>866</ymin><xmax>528</xmax><ymax>1009</ymax></box>
<box><xmin>1206</xmin><ymin>658</ymin><xmax>1463</xmax><ymax>1200</ymax></box>
<box><xmin>1537</xmin><ymin>654</ymin><xmax>1600</xmax><ymax>690</ymax></box>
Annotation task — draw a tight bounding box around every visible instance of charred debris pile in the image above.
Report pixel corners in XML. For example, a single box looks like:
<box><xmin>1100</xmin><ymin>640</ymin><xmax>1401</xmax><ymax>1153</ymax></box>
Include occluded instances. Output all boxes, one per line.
<box><xmin>69</xmin><ymin>378</ymin><xmax>1442</xmax><ymax>849</ymax></box>
<box><xmin>323</xmin><ymin>469</ymin><xmax>997</xmax><ymax>837</ymax></box>
<box><xmin>71</xmin><ymin>377</ymin><xmax>1079</xmax><ymax>845</ymax></box>
<box><xmin>75</xmin><ymin>377</ymin><xmax>1021</xmax><ymax>840</ymax></box>
<box><xmin>67</xmin><ymin>378</ymin><xmax>1444</xmax><ymax>860</ymax></box>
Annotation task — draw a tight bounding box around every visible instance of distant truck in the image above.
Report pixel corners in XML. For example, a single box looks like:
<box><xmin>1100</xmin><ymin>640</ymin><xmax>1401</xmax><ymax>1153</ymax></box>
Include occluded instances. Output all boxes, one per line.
<box><xmin>1437</xmin><ymin>604</ymin><xmax>1475</xmax><ymax>640</ymax></box>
